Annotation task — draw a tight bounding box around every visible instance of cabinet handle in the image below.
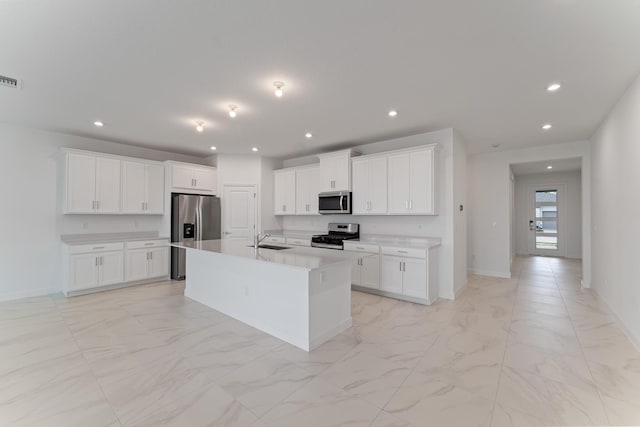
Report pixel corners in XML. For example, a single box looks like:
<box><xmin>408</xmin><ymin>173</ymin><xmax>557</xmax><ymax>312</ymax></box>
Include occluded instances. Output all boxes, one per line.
<box><xmin>95</xmin><ymin>257</ymin><xmax>99</xmax><ymax>266</ymax></box>
<box><xmin>399</xmin><ymin>261</ymin><xmax>402</xmax><ymax>271</ymax></box>
<box><xmin>402</xmin><ymin>261</ymin><xmax>406</xmax><ymax>272</ymax></box>
<box><xmin>144</xmin><ymin>243</ymin><xmax>154</xmax><ymax>246</ymax></box>
<box><xmin>194</xmin><ymin>179</ymin><xmax>197</xmax><ymax>187</ymax></box>
<box><xmin>398</xmin><ymin>250</ymin><xmax>408</xmax><ymax>254</ymax></box>
<box><xmin>92</xmin><ymin>246</ymin><xmax>105</xmax><ymax>250</ymax></box>
<box><xmin>356</xmin><ymin>246</ymin><xmax>365</xmax><ymax>250</ymax></box>
<box><xmin>149</xmin><ymin>251</ymin><xmax>153</xmax><ymax>260</ymax></box>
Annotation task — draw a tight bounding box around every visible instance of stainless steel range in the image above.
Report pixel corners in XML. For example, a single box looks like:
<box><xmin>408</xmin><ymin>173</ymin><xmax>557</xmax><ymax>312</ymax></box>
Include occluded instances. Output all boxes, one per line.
<box><xmin>311</xmin><ymin>223</ymin><xmax>360</xmax><ymax>250</ymax></box>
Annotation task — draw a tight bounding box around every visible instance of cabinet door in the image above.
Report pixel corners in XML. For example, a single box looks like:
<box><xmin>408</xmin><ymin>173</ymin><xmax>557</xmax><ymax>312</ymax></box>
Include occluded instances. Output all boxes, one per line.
<box><xmin>67</xmin><ymin>153</ymin><xmax>96</xmax><ymax>213</ymax></box>
<box><xmin>368</xmin><ymin>157</ymin><xmax>388</xmax><ymax>214</ymax></box>
<box><xmin>121</xmin><ymin>161</ymin><xmax>146</xmax><ymax>214</ymax></box>
<box><xmin>350</xmin><ymin>257</ymin><xmax>361</xmax><ymax>285</ymax></box>
<box><xmin>69</xmin><ymin>254</ymin><xmax>99</xmax><ymax>290</ymax></box>
<box><xmin>380</xmin><ymin>255</ymin><xmax>403</xmax><ymax>293</ymax></box>
<box><xmin>402</xmin><ymin>257</ymin><xmax>427</xmax><ymax>299</ymax></box>
<box><xmin>409</xmin><ymin>149</ymin><xmax>434</xmax><ymax>214</ymax></box>
<box><xmin>99</xmin><ymin>251</ymin><xmax>124</xmax><ymax>286</ymax></box>
<box><xmin>125</xmin><ymin>249</ymin><xmax>149</xmax><ymax>282</ymax></box>
<box><xmin>274</xmin><ymin>171</ymin><xmax>286</xmax><ymax>215</ymax></box>
<box><xmin>295</xmin><ymin>166</ymin><xmax>320</xmax><ymax>215</ymax></box>
<box><xmin>95</xmin><ymin>157</ymin><xmax>121</xmax><ymax>213</ymax></box>
<box><xmin>351</xmin><ymin>159</ymin><xmax>369</xmax><ymax>215</ymax></box>
<box><xmin>148</xmin><ymin>247</ymin><xmax>169</xmax><ymax>278</ymax></box>
<box><xmin>319</xmin><ymin>156</ymin><xmax>336</xmax><ymax>192</ymax></box>
<box><xmin>145</xmin><ymin>164</ymin><xmax>165</xmax><ymax>214</ymax></box>
<box><xmin>332</xmin><ymin>154</ymin><xmax>350</xmax><ymax>191</ymax></box>
<box><xmin>274</xmin><ymin>170</ymin><xmax>295</xmax><ymax>215</ymax></box>
<box><xmin>172</xmin><ymin>165</ymin><xmax>195</xmax><ymax>189</ymax></box>
<box><xmin>193</xmin><ymin>167</ymin><xmax>215</xmax><ymax>192</ymax></box>
<box><xmin>387</xmin><ymin>153</ymin><xmax>411</xmax><ymax>214</ymax></box>
<box><xmin>361</xmin><ymin>254</ymin><xmax>380</xmax><ymax>289</ymax></box>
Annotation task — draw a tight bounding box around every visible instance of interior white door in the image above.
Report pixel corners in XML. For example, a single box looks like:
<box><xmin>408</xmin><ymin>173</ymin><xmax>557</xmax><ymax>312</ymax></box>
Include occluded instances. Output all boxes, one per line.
<box><xmin>95</xmin><ymin>157</ymin><xmax>121</xmax><ymax>213</ymax></box>
<box><xmin>122</xmin><ymin>161</ymin><xmax>146</xmax><ymax>213</ymax></box>
<box><xmin>145</xmin><ymin>164</ymin><xmax>165</xmax><ymax>214</ymax></box>
<box><xmin>67</xmin><ymin>153</ymin><xmax>96</xmax><ymax>213</ymax></box>
<box><xmin>528</xmin><ymin>185</ymin><xmax>565</xmax><ymax>257</ymax></box>
<box><xmin>387</xmin><ymin>153</ymin><xmax>411</xmax><ymax>214</ymax></box>
<box><xmin>223</xmin><ymin>185</ymin><xmax>257</xmax><ymax>241</ymax></box>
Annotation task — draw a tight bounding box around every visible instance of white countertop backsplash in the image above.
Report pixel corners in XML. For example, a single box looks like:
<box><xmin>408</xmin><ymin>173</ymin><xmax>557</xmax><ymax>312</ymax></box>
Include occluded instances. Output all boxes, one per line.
<box><xmin>171</xmin><ymin>239</ymin><xmax>360</xmax><ymax>270</ymax></box>
<box><xmin>61</xmin><ymin>231</ymin><xmax>168</xmax><ymax>245</ymax></box>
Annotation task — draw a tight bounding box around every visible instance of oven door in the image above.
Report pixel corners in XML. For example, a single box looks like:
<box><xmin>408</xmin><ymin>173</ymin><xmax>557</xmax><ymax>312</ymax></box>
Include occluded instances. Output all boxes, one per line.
<box><xmin>318</xmin><ymin>191</ymin><xmax>351</xmax><ymax>214</ymax></box>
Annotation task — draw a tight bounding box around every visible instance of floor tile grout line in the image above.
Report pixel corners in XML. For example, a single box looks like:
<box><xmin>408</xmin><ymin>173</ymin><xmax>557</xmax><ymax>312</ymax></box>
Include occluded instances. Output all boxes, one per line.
<box><xmin>556</xmin><ymin>265</ymin><xmax>613</xmax><ymax>426</ymax></box>
<box><xmin>487</xmin><ymin>262</ymin><xmax>521</xmax><ymax>427</ymax></box>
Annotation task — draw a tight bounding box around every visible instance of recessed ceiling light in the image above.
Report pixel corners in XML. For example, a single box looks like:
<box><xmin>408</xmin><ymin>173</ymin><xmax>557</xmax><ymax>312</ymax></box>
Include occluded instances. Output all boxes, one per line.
<box><xmin>210</xmin><ymin>146</ymin><xmax>217</xmax><ymax>151</ymax></box>
<box><xmin>541</xmin><ymin>123</ymin><xmax>552</xmax><ymax>130</ymax></box>
<box><xmin>305</xmin><ymin>132</ymin><xmax>312</xmax><ymax>138</ymax></box>
<box><xmin>93</xmin><ymin>121</ymin><xmax>104</xmax><ymax>127</ymax></box>
<box><xmin>195</xmin><ymin>121</ymin><xmax>204</xmax><ymax>132</ymax></box>
<box><xmin>252</xmin><ymin>147</ymin><xmax>259</xmax><ymax>152</ymax></box>
<box><xmin>273</xmin><ymin>81</ymin><xmax>284</xmax><ymax>97</ymax></box>
<box><xmin>388</xmin><ymin>110</ymin><xmax>398</xmax><ymax>117</ymax></box>
<box><xmin>228</xmin><ymin>105</ymin><xmax>237</xmax><ymax>118</ymax></box>
<box><xmin>547</xmin><ymin>165</ymin><xmax>553</xmax><ymax>169</ymax></box>
<box><xmin>547</xmin><ymin>83</ymin><xmax>561</xmax><ymax>92</ymax></box>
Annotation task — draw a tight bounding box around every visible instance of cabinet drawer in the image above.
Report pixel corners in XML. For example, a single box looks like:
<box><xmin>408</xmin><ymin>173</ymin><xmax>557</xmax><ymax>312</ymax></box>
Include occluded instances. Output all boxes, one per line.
<box><xmin>126</xmin><ymin>239</ymin><xmax>169</xmax><ymax>249</ymax></box>
<box><xmin>264</xmin><ymin>236</ymin><xmax>286</xmax><ymax>244</ymax></box>
<box><xmin>343</xmin><ymin>242</ymin><xmax>379</xmax><ymax>254</ymax></box>
<box><xmin>380</xmin><ymin>246</ymin><xmax>426</xmax><ymax>259</ymax></box>
<box><xmin>69</xmin><ymin>242</ymin><xmax>124</xmax><ymax>254</ymax></box>
<box><xmin>286</xmin><ymin>237</ymin><xmax>311</xmax><ymax>247</ymax></box>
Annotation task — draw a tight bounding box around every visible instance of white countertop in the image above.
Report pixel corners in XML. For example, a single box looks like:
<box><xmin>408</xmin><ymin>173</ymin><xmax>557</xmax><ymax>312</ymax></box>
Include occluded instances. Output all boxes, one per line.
<box><xmin>61</xmin><ymin>232</ymin><xmax>169</xmax><ymax>245</ymax></box>
<box><xmin>171</xmin><ymin>239</ymin><xmax>359</xmax><ymax>270</ymax></box>
<box><xmin>353</xmin><ymin>234</ymin><xmax>442</xmax><ymax>249</ymax></box>
<box><xmin>264</xmin><ymin>229</ymin><xmax>322</xmax><ymax>239</ymax></box>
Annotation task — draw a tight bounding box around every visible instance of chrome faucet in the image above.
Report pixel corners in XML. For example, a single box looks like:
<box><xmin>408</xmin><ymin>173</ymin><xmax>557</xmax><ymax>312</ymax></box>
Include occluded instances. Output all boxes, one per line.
<box><xmin>254</xmin><ymin>232</ymin><xmax>271</xmax><ymax>249</ymax></box>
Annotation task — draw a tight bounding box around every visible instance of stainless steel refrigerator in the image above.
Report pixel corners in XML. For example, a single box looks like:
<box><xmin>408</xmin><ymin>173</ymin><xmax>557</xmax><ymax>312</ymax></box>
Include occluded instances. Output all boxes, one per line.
<box><xmin>171</xmin><ymin>193</ymin><xmax>221</xmax><ymax>280</ymax></box>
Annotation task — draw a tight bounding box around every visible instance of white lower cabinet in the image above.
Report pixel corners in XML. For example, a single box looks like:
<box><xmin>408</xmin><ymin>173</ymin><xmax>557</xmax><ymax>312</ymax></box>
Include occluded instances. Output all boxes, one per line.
<box><xmin>380</xmin><ymin>246</ymin><xmax>435</xmax><ymax>302</ymax></box>
<box><xmin>125</xmin><ymin>240</ymin><xmax>169</xmax><ymax>282</ymax></box>
<box><xmin>64</xmin><ymin>239</ymin><xmax>168</xmax><ymax>296</ymax></box>
<box><xmin>343</xmin><ymin>242</ymin><xmax>380</xmax><ymax>290</ymax></box>
<box><xmin>380</xmin><ymin>255</ymin><xmax>403</xmax><ymax>293</ymax></box>
<box><xmin>67</xmin><ymin>243</ymin><xmax>124</xmax><ymax>293</ymax></box>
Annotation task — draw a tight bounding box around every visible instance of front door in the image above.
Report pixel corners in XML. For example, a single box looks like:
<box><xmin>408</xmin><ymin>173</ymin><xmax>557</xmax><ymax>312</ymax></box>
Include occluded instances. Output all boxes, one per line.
<box><xmin>528</xmin><ymin>185</ymin><xmax>565</xmax><ymax>256</ymax></box>
<box><xmin>222</xmin><ymin>185</ymin><xmax>257</xmax><ymax>241</ymax></box>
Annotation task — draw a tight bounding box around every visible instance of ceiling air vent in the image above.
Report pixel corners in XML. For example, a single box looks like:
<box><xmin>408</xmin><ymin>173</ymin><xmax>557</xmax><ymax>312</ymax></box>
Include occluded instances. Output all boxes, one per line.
<box><xmin>0</xmin><ymin>75</ymin><xmax>20</xmax><ymax>89</ymax></box>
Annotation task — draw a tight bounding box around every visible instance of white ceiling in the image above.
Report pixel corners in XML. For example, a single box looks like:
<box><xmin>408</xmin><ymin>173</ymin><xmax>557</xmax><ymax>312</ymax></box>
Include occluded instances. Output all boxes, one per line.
<box><xmin>1</xmin><ymin>1</ymin><xmax>640</xmax><ymax>158</ymax></box>
<box><xmin>511</xmin><ymin>157</ymin><xmax>582</xmax><ymax>176</ymax></box>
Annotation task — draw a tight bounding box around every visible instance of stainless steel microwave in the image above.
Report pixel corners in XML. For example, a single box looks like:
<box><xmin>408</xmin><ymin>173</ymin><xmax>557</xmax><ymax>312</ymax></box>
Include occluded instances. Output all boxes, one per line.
<box><xmin>318</xmin><ymin>191</ymin><xmax>351</xmax><ymax>214</ymax></box>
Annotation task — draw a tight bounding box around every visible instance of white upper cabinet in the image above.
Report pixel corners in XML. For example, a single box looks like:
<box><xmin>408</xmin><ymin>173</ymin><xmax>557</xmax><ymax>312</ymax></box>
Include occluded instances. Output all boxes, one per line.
<box><xmin>170</xmin><ymin>162</ymin><xmax>217</xmax><ymax>194</ymax></box>
<box><xmin>352</xmin><ymin>156</ymin><xmax>387</xmax><ymax>215</ymax></box>
<box><xmin>318</xmin><ymin>150</ymin><xmax>356</xmax><ymax>192</ymax></box>
<box><xmin>121</xmin><ymin>161</ymin><xmax>164</xmax><ymax>214</ymax></box>
<box><xmin>274</xmin><ymin>169</ymin><xmax>296</xmax><ymax>215</ymax></box>
<box><xmin>65</xmin><ymin>152</ymin><xmax>121</xmax><ymax>214</ymax></box>
<box><xmin>387</xmin><ymin>145</ymin><xmax>437</xmax><ymax>215</ymax></box>
<box><xmin>295</xmin><ymin>165</ymin><xmax>320</xmax><ymax>215</ymax></box>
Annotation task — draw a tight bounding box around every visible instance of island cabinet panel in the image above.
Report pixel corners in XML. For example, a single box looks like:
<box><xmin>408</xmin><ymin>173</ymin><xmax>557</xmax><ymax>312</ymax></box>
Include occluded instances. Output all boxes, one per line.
<box><xmin>274</xmin><ymin>169</ymin><xmax>296</xmax><ymax>215</ymax></box>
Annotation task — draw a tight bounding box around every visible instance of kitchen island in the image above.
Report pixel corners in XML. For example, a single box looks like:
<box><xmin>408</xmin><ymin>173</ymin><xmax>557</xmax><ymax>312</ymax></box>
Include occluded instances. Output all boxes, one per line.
<box><xmin>170</xmin><ymin>239</ymin><xmax>359</xmax><ymax>351</ymax></box>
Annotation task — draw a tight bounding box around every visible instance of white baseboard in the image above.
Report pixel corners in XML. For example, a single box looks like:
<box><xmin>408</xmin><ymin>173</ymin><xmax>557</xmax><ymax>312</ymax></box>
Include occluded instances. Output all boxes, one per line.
<box><xmin>0</xmin><ymin>287</ymin><xmax>56</xmax><ymax>302</ymax></box>
<box><xmin>467</xmin><ymin>268</ymin><xmax>511</xmax><ymax>279</ymax></box>
<box><xmin>590</xmin><ymin>287</ymin><xmax>640</xmax><ymax>353</ymax></box>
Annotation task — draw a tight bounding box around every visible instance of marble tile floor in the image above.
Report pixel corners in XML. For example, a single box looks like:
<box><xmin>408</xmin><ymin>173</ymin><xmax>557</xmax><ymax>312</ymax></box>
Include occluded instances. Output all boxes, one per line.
<box><xmin>1</xmin><ymin>256</ymin><xmax>639</xmax><ymax>426</ymax></box>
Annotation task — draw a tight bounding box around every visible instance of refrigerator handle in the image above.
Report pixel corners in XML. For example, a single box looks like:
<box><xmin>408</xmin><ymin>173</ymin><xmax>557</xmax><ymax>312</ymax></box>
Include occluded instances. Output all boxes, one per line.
<box><xmin>196</xmin><ymin>197</ymin><xmax>203</xmax><ymax>241</ymax></box>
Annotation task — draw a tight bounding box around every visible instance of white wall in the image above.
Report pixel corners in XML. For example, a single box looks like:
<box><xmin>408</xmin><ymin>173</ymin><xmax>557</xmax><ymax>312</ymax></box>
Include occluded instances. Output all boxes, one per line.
<box><xmin>279</xmin><ymin>129</ymin><xmax>466</xmax><ymax>300</ymax></box>
<box><xmin>467</xmin><ymin>140</ymin><xmax>591</xmax><ymax>283</ymax></box>
<box><xmin>514</xmin><ymin>171</ymin><xmax>582</xmax><ymax>259</ymax></box>
<box><xmin>0</xmin><ymin>123</ymin><xmax>206</xmax><ymax>301</ymax></box>
<box><xmin>590</xmin><ymin>72</ymin><xmax>640</xmax><ymax>348</ymax></box>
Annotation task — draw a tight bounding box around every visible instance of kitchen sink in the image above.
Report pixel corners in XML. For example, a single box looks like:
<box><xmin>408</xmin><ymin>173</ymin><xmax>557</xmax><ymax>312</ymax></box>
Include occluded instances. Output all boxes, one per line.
<box><xmin>248</xmin><ymin>244</ymin><xmax>292</xmax><ymax>250</ymax></box>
